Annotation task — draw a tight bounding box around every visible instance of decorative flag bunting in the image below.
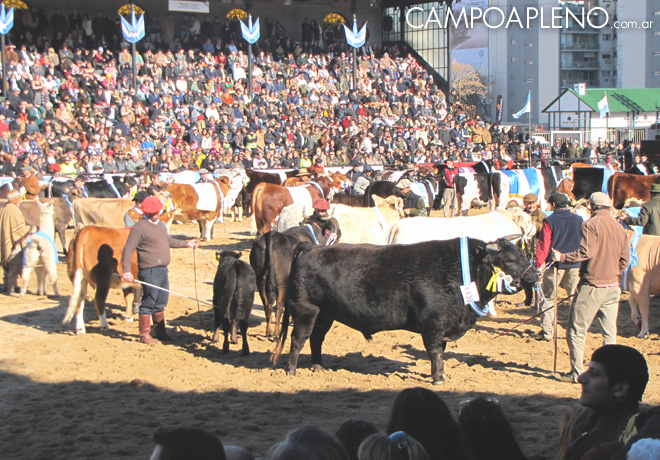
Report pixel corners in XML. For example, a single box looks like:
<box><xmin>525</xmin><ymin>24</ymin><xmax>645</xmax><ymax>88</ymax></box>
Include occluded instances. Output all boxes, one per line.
<box><xmin>344</xmin><ymin>18</ymin><xmax>367</xmax><ymax>49</ymax></box>
<box><xmin>240</xmin><ymin>15</ymin><xmax>260</xmax><ymax>44</ymax></box>
<box><xmin>121</xmin><ymin>11</ymin><xmax>145</xmax><ymax>44</ymax></box>
<box><xmin>0</xmin><ymin>5</ymin><xmax>14</xmax><ymax>35</ymax></box>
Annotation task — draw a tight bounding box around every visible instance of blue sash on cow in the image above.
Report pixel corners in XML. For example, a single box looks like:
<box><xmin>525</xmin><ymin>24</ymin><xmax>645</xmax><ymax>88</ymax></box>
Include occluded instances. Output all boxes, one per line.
<box><xmin>307</xmin><ymin>181</ymin><xmax>326</xmax><ymax>199</ymax></box>
<box><xmin>501</xmin><ymin>169</ymin><xmax>540</xmax><ymax>201</ymax></box>
<box><xmin>621</xmin><ymin>207</ymin><xmax>643</xmax><ymax>291</ymax></box>
<box><xmin>595</xmin><ymin>165</ymin><xmax>615</xmax><ymax>194</ymax></box>
<box><xmin>24</xmin><ymin>232</ymin><xmax>59</xmax><ymax>265</ymax></box>
<box><xmin>460</xmin><ymin>236</ymin><xmax>488</xmax><ymax>316</ymax></box>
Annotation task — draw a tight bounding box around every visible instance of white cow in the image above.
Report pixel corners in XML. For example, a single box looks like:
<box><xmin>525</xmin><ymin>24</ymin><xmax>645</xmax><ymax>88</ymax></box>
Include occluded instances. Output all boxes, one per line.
<box><xmin>623</xmin><ymin>231</ymin><xmax>660</xmax><ymax>338</ymax></box>
<box><xmin>215</xmin><ymin>168</ymin><xmax>249</xmax><ymax>221</ymax></box>
<box><xmin>277</xmin><ymin>195</ymin><xmax>404</xmax><ymax>244</ymax></box>
<box><xmin>388</xmin><ymin>208</ymin><xmax>534</xmax><ymax>245</ymax></box>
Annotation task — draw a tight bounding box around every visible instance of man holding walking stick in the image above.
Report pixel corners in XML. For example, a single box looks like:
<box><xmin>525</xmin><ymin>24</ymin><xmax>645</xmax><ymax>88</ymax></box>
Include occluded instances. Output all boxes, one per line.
<box><xmin>532</xmin><ymin>192</ymin><xmax>583</xmax><ymax>341</ymax></box>
<box><xmin>122</xmin><ymin>196</ymin><xmax>200</xmax><ymax>344</ymax></box>
<box><xmin>553</xmin><ymin>192</ymin><xmax>629</xmax><ymax>383</ymax></box>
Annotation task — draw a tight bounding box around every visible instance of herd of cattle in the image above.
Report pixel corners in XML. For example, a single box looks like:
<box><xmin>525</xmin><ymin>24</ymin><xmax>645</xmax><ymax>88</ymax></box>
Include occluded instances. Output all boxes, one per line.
<box><xmin>3</xmin><ymin>160</ymin><xmax>660</xmax><ymax>383</ymax></box>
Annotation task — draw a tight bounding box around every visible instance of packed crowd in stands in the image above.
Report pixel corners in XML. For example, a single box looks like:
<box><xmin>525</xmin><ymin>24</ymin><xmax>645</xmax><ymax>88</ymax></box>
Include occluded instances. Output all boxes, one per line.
<box><xmin>0</xmin><ymin>7</ymin><xmax>637</xmax><ymax>182</ymax></box>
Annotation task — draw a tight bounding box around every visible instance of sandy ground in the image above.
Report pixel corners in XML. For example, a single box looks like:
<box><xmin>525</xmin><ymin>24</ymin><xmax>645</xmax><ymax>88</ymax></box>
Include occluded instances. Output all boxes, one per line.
<box><xmin>1</xmin><ymin>212</ymin><xmax>660</xmax><ymax>460</ymax></box>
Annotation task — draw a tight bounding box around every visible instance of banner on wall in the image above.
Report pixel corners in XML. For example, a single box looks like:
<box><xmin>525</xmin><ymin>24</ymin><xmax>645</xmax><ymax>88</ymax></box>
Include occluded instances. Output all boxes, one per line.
<box><xmin>450</xmin><ymin>0</ymin><xmax>488</xmax><ymax>71</ymax></box>
<box><xmin>168</xmin><ymin>0</ymin><xmax>210</xmax><ymax>13</ymax></box>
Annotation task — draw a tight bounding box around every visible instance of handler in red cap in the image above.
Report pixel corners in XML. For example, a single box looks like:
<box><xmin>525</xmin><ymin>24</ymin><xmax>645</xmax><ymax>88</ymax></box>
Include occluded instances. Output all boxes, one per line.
<box><xmin>121</xmin><ymin>196</ymin><xmax>199</xmax><ymax>344</ymax></box>
<box><xmin>312</xmin><ymin>198</ymin><xmax>330</xmax><ymax>220</ymax></box>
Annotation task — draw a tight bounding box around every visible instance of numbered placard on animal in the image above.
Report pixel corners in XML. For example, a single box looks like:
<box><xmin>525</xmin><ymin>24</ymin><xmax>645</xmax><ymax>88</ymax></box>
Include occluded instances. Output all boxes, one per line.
<box><xmin>460</xmin><ymin>282</ymin><xmax>480</xmax><ymax>305</ymax></box>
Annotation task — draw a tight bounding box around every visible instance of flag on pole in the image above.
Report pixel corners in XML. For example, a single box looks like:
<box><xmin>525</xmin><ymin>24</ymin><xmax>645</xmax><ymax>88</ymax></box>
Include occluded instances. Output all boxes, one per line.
<box><xmin>120</xmin><ymin>11</ymin><xmax>145</xmax><ymax>44</ymax></box>
<box><xmin>344</xmin><ymin>19</ymin><xmax>367</xmax><ymax>49</ymax></box>
<box><xmin>240</xmin><ymin>16</ymin><xmax>260</xmax><ymax>44</ymax></box>
<box><xmin>598</xmin><ymin>92</ymin><xmax>610</xmax><ymax>118</ymax></box>
<box><xmin>0</xmin><ymin>4</ymin><xmax>14</xmax><ymax>35</ymax></box>
<box><xmin>512</xmin><ymin>91</ymin><xmax>531</xmax><ymax>119</ymax></box>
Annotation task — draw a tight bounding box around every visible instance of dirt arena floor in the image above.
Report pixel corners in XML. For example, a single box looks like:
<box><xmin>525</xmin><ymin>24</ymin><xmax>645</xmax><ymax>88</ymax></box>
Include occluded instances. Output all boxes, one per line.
<box><xmin>2</xmin><ymin>211</ymin><xmax>660</xmax><ymax>460</ymax></box>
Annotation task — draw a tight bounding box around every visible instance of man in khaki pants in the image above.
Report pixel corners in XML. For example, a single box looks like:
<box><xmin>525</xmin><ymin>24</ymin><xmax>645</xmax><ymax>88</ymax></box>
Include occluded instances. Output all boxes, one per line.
<box><xmin>553</xmin><ymin>192</ymin><xmax>629</xmax><ymax>383</ymax></box>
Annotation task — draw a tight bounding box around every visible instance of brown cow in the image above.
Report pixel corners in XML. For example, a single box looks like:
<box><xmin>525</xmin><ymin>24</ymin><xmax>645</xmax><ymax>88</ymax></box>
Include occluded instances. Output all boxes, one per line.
<box><xmin>72</xmin><ymin>197</ymin><xmax>174</xmax><ymax>229</ymax></box>
<box><xmin>73</xmin><ymin>198</ymin><xmax>134</xmax><ymax>228</ymax></box>
<box><xmin>608</xmin><ymin>173</ymin><xmax>660</xmax><ymax>209</ymax></box>
<box><xmin>63</xmin><ymin>226</ymin><xmax>140</xmax><ymax>334</ymax></box>
<box><xmin>167</xmin><ymin>179</ymin><xmax>229</xmax><ymax>241</ymax></box>
<box><xmin>243</xmin><ymin>169</ymin><xmax>298</xmax><ymax>216</ymax></box>
<box><xmin>251</xmin><ymin>177</ymin><xmax>337</xmax><ymax>236</ymax></box>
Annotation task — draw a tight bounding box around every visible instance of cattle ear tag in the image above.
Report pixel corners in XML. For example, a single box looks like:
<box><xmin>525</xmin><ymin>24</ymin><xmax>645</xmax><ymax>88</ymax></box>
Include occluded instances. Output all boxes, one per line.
<box><xmin>460</xmin><ymin>282</ymin><xmax>480</xmax><ymax>305</ymax></box>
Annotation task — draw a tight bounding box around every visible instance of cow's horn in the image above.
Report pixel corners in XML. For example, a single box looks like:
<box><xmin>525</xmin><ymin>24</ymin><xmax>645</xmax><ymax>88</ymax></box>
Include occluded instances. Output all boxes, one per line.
<box><xmin>506</xmin><ymin>233</ymin><xmax>523</xmax><ymax>241</ymax></box>
<box><xmin>485</xmin><ymin>243</ymin><xmax>500</xmax><ymax>253</ymax></box>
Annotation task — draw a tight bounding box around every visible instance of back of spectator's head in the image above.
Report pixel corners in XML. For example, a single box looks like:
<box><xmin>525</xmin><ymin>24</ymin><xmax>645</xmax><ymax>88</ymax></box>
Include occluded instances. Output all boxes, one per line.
<box><xmin>386</xmin><ymin>387</ymin><xmax>471</xmax><ymax>460</ymax></box>
<box><xmin>358</xmin><ymin>432</ymin><xmax>428</xmax><ymax>460</ymax></box>
<box><xmin>223</xmin><ymin>445</ymin><xmax>254</xmax><ymax>460</ymax></box>
<box><xmin>151</xmin><ymin>427</ymin><xmax>226</xmax><ymax>460</ymax></box>
<box><xmin>266</xmin><ymin>426</ymin><xmax>348</xmax><ymax>460</ymax></box>
<box><xmin>557</xmin><ymin>404</ymin><xmax>596</xmax><ymax>460</ymax></box>
<box><xmin>335</xmin><ymin>420</ymin><xmax>379</xmax><ymax>460</ymax></box>
<box><xmin>458</xmin><ymin>397</ymin><xmax>526</xmax><ymax>460</ymax></box>
<box><xmin>590</xmin><ymin>345</ymin><xmax>649</xmax><ymax>404</ymax></box>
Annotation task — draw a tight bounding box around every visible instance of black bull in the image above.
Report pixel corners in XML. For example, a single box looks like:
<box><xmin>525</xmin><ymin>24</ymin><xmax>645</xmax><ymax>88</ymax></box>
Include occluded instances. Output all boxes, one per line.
<box><xmin>272</xmin><ymin>237</ymin><xmax>540</xmax><ymax>384</ymax></box>
<box><xmin>48</xmin><ymin>176</ymin><xmax>136</xmax><ymax>198</ymax></box>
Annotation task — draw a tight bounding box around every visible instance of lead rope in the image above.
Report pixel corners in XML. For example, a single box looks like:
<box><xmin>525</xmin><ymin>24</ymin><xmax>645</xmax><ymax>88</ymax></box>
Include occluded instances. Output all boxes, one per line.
<box><xmin>193</xmin><ymin>247</ymin><xmax>210</xmax><ymax>339</ymax></box>
<box><xmin>199</xmin><ymin>245</ymin><xmax>218</xmax><ymax>269</ymax></box>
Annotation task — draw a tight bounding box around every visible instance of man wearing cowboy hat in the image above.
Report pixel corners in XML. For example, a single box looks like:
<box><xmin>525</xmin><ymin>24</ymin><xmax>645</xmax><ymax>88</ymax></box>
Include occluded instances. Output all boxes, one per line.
<box><xmin>621</xmin><ymin>183</ymin><xmax>660</xmax><ymax>235</ymax></box>
<box><xmin>296</xmin><ymin>168</ymin><xmax>312</xmax><ymax>183</ymax></box>
<box><xmin>21</xmin><ymin>165</ymin><xmax>41</xmax><ymax>200</ymax></box>
<box><xmin>197</xmin><ymin>168</ymin><xmax>212</xmax><ymax>183</ymax></box>
<box><xmin>0</xmin><ymin>190</ymin><xmax>30</xmax><ymax>295</ymax></box>
<box><xmin>396</xmin><ymin>179</ymin><xmax>427</xmax><ymax>217</ymax></box>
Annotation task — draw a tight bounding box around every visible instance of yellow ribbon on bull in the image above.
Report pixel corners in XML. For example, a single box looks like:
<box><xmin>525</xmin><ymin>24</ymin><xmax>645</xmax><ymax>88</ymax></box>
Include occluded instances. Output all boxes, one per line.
<box><xmin>486</xmin><ymin>266</ymin><xmax>502</xmax><ymax>292</ymax></box>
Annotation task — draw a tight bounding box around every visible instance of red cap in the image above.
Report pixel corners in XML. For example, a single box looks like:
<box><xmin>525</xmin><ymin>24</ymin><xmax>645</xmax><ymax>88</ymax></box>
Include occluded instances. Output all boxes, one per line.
<box><xmin>50</xmin><ymin>163</ymin><xmax>61</xmax><ymax>172</ymax></box>
<box><xmin>312</xmin><ymin>199</ymin><xmax>330</xmax><ymax>211</ymax></box>
<box><xmin>142</xmin><ymin>196</ymin><xmax>164</xmax><ymax>214</ymax></box>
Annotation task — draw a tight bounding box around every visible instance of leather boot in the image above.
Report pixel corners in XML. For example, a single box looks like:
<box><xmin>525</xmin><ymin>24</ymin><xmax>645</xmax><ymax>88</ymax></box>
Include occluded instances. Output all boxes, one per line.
<box><xmin>139</xmin><ymin>315</ymin><xmax>159</xmax><ymax>344</ymax></box>
<box><xmin>152</xmin><ymin>311</ymin><xmax>174</xmax><ymax>342</ymax></box>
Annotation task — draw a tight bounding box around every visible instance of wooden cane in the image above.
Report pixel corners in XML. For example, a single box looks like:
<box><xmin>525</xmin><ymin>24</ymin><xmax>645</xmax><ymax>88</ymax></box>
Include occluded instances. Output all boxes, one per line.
<box><xmin>553</xmin><ymin>265</ymin><xmax>559</xmax><ymax>374</ymax></box>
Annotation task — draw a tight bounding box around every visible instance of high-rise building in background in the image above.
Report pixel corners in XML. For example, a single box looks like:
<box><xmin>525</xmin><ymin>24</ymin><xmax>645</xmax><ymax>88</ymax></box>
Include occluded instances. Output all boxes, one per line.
<box><xmin>488</xmin><ymin>0</ymin><xmax>660</xmax><ymax>125</ymax></box>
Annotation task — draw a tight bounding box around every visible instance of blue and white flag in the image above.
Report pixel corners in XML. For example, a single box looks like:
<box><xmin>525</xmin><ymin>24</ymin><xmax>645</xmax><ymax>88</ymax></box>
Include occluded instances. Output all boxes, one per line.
<box><xmin>240</xmin><ymin>16</ymin><xmax>260</xmax><ymax>44</ymax></box>
<box><xmin>598</xmin><ymin>92</ymin><xmax>610</xmax><ymax>118</ymax></box>
<box><xmin>120</xmin><ymin>11</ymin><xmax>145</xmax><ymax>44</ymax></box>
<box><xmin>344</xmin><ymin>19</ymin><xmax>367</xmax><ymax>49</ymax></box>
<box><xmin>0</xmin><ymin>5</ymin><xmax>14</xmax><ymax>35</ymax></box>
<box><xmin>512</xmin><ymin>91</ymin><xmax>531</xmax><ymax>119</ymax></box>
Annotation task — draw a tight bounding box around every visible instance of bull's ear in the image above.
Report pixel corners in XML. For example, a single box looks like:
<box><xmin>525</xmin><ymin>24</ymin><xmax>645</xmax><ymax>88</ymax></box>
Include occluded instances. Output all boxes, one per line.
<box><xmin>215</xmin><ymin>251</ymin><xmax>222</xmax><ymax>261</ymax></box>
<box><xmin>485</xmin><ymin>243</ymin><xmax>501</xmax><ymax>254</ymax></box>
<box><xmin>506</xmin><ymin>233</ymin><xmax>522</xmax><ymax>241</ymax></box>
<box><xmin>235</xmin><ymin>251</ymin><xmax>242</xmax><ymax>258</ymax></box>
